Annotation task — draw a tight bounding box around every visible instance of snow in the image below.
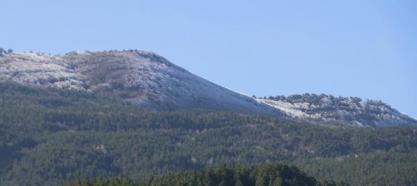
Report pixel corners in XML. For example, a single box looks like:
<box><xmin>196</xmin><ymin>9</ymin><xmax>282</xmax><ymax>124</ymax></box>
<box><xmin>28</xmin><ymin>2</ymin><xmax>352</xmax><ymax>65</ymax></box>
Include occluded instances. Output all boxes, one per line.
<box><xmin>257</xmin><ymin>95</ymin><xmax>417</xmax><ymax>127</ymax></box>
<box><xmin>0</xmin><ymin>50</ymin><xmax>278</xmax><ymax>115</ymax></box>
<box><xmin>1</xmin><ymin>50</ymin><xmax>415</xmax><ymax>126</ymax></box>
<box><xmin>0</xmin><ymin>52</ymin><xmax>86</xmax><ymax>90</ymax></box>
<box><xmin>256</xmin><ymin>98</ymin><xmax>321</xmax><ymax>119</ymax></box>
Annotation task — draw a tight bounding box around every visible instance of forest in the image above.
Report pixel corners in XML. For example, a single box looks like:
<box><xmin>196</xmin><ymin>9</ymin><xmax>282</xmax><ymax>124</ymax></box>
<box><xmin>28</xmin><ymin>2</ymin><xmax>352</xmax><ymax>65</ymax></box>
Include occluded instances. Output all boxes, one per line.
<box><xmin>0</xmin><ymin>82</ymin><xmax>417</xmax><ymax>185</ymax></box>
<box><xmin>63</xmin><ymin>164</ymin><xmax>341</xmax><ymax>186</ymax></box>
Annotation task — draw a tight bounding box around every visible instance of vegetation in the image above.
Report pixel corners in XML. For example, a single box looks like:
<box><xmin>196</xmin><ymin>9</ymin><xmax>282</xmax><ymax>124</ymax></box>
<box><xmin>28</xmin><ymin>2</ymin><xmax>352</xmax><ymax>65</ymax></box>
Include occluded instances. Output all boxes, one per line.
<box><xmin>63</xmin><ymin>164</ymin><xmax>330</xmax><ymax>186</ymax></box>
<box><xmin>0</xmin><ymin>48</ymin><xmax>12</xmax><ymax>56</ymax></box>
<box><xmin>0</xmin><ymin>82</ymin><xmax>416</xmax><ymax>185</ymax></box>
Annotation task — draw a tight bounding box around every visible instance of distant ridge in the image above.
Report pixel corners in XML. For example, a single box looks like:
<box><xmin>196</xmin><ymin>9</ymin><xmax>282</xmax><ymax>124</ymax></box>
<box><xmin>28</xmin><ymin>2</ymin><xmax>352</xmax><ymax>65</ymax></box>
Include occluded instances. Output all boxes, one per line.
<box><xmin>257</xmin><ymin>94</ymin><xmax>417</xmax><ymax>127</ymax></box>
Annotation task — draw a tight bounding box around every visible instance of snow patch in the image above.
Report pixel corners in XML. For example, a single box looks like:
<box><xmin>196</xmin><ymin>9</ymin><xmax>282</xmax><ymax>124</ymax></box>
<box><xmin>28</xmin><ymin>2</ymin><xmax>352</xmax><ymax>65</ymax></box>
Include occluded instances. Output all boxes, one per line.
<box><xmin>256</xmin><ymin>98</ymin><xmax>321</xmax><ymax>119</ymax></box>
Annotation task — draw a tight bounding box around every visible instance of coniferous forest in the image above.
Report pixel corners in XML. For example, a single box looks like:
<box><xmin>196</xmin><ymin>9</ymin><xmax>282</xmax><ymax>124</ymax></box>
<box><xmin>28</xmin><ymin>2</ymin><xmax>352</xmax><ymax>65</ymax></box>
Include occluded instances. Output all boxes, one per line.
<box><xmin>63</xmin><ymin>164</ymin><xmax>339</xmax><ymax>186</ymax></box>
<box><xmin>1</xmin><ymin>82</ymin><xmax>417</xmax><ymax>185</ymax></box>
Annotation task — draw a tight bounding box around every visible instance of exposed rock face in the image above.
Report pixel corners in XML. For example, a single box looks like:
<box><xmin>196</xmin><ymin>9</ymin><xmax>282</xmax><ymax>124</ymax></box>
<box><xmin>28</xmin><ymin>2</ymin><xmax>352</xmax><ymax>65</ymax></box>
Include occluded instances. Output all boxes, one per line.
<box><xmin>0</xmin><ymin>50</ymin><xmax>278</xmax><ymax>114</ymax></box>
<box><xmin>257</xmin><ymin>94</ymin><xmax>417</xmax><ymax>127</ymax></box>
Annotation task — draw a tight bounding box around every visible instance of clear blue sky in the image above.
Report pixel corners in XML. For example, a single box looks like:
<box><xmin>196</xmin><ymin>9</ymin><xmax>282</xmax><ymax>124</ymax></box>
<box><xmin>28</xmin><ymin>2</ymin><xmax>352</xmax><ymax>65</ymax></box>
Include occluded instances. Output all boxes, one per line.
<box><xmin>1</xmin><ymin>0</ymin><xmax>416</xmax><ymax>118</ymax></box>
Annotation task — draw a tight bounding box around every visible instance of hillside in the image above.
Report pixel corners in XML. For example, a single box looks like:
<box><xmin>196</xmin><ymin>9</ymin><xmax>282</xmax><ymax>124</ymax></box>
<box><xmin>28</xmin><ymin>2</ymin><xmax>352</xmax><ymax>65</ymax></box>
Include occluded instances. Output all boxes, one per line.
<box><xmin>64</xmin><ymin>164</ymin><xmax>323</xmax><ymax>186</ymax></box>
<box><xmin>0</xmin><ymin>83</ymin><xmax>417</xmax><ymax>185</ymax></box>
<box><xmin>257</xmin><ymin>94</ymin><xmax>417</xmax><ymax>127</ymax></box>
<box><xmin>1</xmin><ymin>50</ymin><xmax>416</xmax><ymax>127</ymax></box>
<box><xmin>0</xmin><ymin>50</ymin><xmax>278</xmax><ymax>115</ymax></box>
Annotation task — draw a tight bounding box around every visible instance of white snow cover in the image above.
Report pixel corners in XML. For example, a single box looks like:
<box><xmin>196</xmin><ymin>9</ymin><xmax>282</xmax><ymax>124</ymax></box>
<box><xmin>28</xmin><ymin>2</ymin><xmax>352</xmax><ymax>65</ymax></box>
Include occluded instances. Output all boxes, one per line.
<box><xmin>256</xmin><ymin>99</ymin><xmax>322</xmax><ymax>119</ymax></box>
<box><xmin>1</xmin><ymin>50</ymin><xmax>415</xmax><ymax>127</ymax></box>
<box><xmin>256</xmin><ymin>95</ymin><xmax>417</xmax><ymax>127</ymax></box>
<box><xmin>0</xmin><ymin>50</ymin><xmax>278</xmax><ymax>115</ymax></box>
<box><xmin>0</xmin><ymin>52</ymin><xmax>86</xmax><ymax>90</ymax></box>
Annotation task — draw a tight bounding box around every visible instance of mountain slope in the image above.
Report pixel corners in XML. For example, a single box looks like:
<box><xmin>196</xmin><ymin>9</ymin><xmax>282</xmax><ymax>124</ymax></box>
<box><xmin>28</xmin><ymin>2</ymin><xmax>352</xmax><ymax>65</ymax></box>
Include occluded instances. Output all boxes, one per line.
<box><xmin>1</xmin><ymin>49</ymin><xmax>415</xmax><ymax>127</ymax></box>
<box><xmin>257</xmin><ymin>94</ymin><xmax>417</xmax><ymax>127</ymax></box>
<box><xmin>0</xmin><ymin>50</ymin><xmax>278</xmax><ymax>114</ymax></box>
<box><xmin>66</xmin><ymin>164</ymin><xmax>320</xmax><ymax>186</ymax></box>
<box><xmin>1</xmin><ymin>82</ymin><xmax>417</xmax><ymax>185</ymax></box>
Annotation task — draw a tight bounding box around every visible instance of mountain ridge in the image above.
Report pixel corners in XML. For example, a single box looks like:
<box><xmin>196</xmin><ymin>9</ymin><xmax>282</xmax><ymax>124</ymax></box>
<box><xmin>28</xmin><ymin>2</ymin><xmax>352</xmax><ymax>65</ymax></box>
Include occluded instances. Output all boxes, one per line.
<box><xmin>0</xmin><ymin>49</ymin><xmax>280</xmax><ymax>115</ymax></box>
<box><xmin>0</xmin><ymin>49</ymin><xmax>415</xmax><ymax>127</ymax></box>
<box><xmin>256</xmin><ymin>94</ymin><xmax>417</xmax><ymax>127</ymax></box>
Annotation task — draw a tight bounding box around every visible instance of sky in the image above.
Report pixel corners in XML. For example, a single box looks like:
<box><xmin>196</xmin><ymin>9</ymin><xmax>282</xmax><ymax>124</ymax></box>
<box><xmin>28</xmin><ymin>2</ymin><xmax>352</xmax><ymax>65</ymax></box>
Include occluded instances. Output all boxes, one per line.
<box><xmin>1</xmin><ymin>0</ymin><xmax>416</xmax><ymax>118</ymax></box>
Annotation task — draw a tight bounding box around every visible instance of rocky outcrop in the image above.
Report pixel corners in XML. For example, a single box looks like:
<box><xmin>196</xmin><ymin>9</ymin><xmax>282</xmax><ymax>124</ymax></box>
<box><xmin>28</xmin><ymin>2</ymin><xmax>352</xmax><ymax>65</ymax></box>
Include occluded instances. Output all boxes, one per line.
<box><xmin>257</xmin><ymin>94</ymin><xmax>417</xmax><ymax>126</ymax></box>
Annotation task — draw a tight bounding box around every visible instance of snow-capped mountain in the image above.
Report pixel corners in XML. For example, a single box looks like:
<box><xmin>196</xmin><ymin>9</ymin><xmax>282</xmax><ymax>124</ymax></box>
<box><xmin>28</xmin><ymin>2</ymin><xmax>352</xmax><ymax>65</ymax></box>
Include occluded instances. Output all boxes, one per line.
<box><xmin>0</xmin><ymin>50</ymin><xmax>278</xmax><ymax>114</ymax></box>
<box><xmin>257</xmin><ymin>94</ymin><xmax>417</xmax><ymax>127</ymax></box>
<box><xmin>0</xmin><ymin>49</ymin><xmax>415</xmax><ymax>127</ymax></box>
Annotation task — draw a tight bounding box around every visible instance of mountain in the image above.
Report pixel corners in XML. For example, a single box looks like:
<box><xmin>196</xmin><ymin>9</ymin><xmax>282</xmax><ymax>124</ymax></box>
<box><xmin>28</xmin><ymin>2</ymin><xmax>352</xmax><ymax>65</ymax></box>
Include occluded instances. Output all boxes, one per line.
<box><xmin>257</xmin><ymin>94</ymin><xmax>417</xmax><ymax>127</ymax></box>
<box><xmin>0</xmin><ymin>49</ymin><xmax>416</xmax><ymax>127</ymax></box>
<box><xmin>0</xmin><ymin>50</ymin><xmax>278</xmax><ymax>114</ymax></box>
<box><xmin>1</xmin><ymin>50</ymin><xmax>417</xmax><ymax>185</ymax></box>
<box><xmin>1</xmin><ymin>82</ymin><xmax>417</xmax><ymax>185</ymax></box>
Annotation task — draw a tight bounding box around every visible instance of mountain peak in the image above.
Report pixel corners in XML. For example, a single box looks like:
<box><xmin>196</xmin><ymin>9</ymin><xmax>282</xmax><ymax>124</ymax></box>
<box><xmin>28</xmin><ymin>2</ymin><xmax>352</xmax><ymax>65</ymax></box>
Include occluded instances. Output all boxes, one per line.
<box><xmin>0</xmin><ymin>49</ymin><xmax>278</xmax><ymax>114</ymax></box>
